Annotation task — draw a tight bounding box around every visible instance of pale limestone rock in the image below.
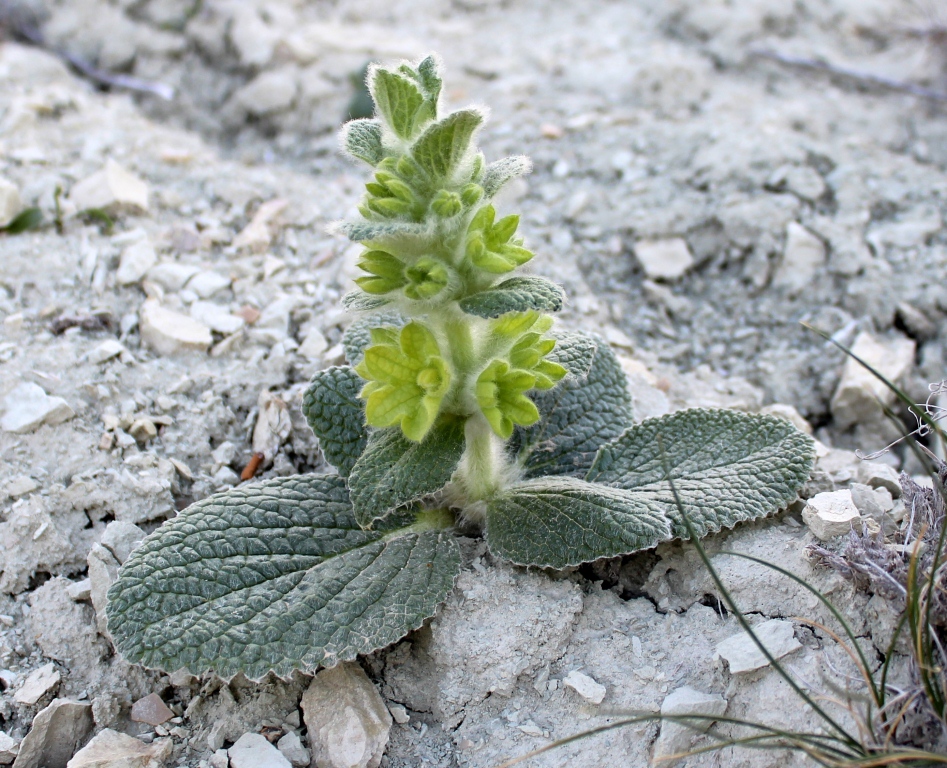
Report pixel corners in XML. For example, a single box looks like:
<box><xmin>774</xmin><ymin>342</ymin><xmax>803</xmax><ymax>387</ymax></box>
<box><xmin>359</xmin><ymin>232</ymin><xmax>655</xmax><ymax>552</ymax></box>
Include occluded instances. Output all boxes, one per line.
<box><xmin>802</xmin><ymin>490</ymin><xmax>860</xmax><ymax>540</ymax></box>
<box><xmin>14</xmin><ymin>664</ymin><xmax>60</xmax><ymax>706</ymax></box>
<box><xmin>190</xmin><ymin>302</ymin><xmax>244</xmax><ymax>335</ymax></box>
<box><xmin>86</xmin><ymin>340</ymin><xmax>126</xmax><ymax>365</ymax></box>
<box><xmin>139</xmin><ymin>300</ymin><xmax>212</xmax><ymax>355</ymax></box>
<box><xmin>101</xmin><ymin>521</ymin><xmax>145</xmax><ymax>564</ymax></box>
<box><xmin>69</xmin><ymin>159</ymin><xmax>149</xmax><ymax>213</ymax></box>
<box><xmin>12</xmin><ymin>698</ymin><xmax>93</xmax><ymax>768</ymax></box>
<box><xmin>633</xmin><ymin>238</ymin><xmax>693</xmax><ymax>280</ymax></box>
<box><xmin>229</xmin><ymin>7</ymin><xmax>279</xmax><ymax>68</ymax></box>
<box><xmin>653</xmin><ymin>686</ymin><xmax>727</xmax><ymax>759</ymax></box>
<box><xmin>228</xmin><ymin>733</ymin><xmax>290</xmax><ymax>768</ymax></box>
<box><xmin>233</xmin><ymin>69</ymin><xmax>298</xmax><ymax>117</ymax></box>
<box><xmin>772</xmin><ymin>222</ymin><xmax>825</xmax><ymax>295</ymax></box>
<box><xmin>128</xmin><ymin>418</ymin><xmax>157</xmax><ymax>444</ymax></box>
<box><xmin>302</xmin><ymin>663</ymin><xmax>392</xmax><ymax>768</ymax></box>
<box><xmin>116</xmin><ymin>240</ymin><xmax>157</xmax><ymax>286</ymax></box>
<box><xmin>185</xmin><ymin>271</ymin><xmax>231</xmax><ymax>299</ymax></box>
<box><xmin>830</xmin><ymin>332</ymin><xmax>914</xmax><ymax>429</ymax></box>
<box><xmin>0</xmin><ymin>178</ymin><xmax>22</xmax><ymax>227</ymax></box>
<box><xmin>716</xmin><ymin>619</ymin><xmax>801</xmax><ymax>674</ymax></box>
<box><xmin>65</xmin><ymin>728</ymin><xmax>171</xmax><ymax>768</ymax></box>
<box><xmin>130</xmin><ymin>694</ymin><xmax>173</xmax><ymax>727</ymax></box>
<box><xmin>66</xmin><ymin>579</ymin><xmax>92</xmax><ymax>602</ymax></box>
<box><xmin>760</xmin><ymin>403</ymin><xmax>812</xmax><ymax>435</ymax></box>
<box><xmin>850</xmin><ymin>483</ymin><xmax>894</xmax><ymax>522</ymax></box>
<box><xmin>767</xmin><ymin>164</ymin><xmax>826</xmax><ymax>201</ymax></box>
<box><xmin>298</xmin><ymin>328</ymin><xmax>328</xmax><ymax>361</ymax></box>
<box><xmin>145</xmin><ymin>263</ymin><xmax>200</xmax><ymax>292</ymax></box>
<box><xmin>252</xmin><ymin>390</ymin><xmax>291</xmax><ymax>463</ymax></box>
<box><xmin>857</xmin><ymin>461</ymin><xmax>902</xmax><ymax>497</ymax></box>
<box><xmin>5</xmin><ymin>476</ymin><xmax>38</xmax><ymax>497</ymax></box>
<box><xmin>0</xmin><ymin>732</ymin><xmax>18</xmax><ymax>765</ymax></box>
<box><xmin>276</xmin><ymin>732</ymin><xmax>309</xmax><ymax>768</ymax></box>
<box><xmin>386</xmin><ymin>703</ymin><xmax>410</xmax><ymax>725</ymax></box>
<box><xmin>208</xmin><ymin>750</ymin><xmax>229</xmax><ymax>768</ymax></box>
<box><xmin>233</xmin><ymin>199</ymin><xmax>289</xmax><ymax>252</ymax></box>
<box><xmin>87</xmin><ymin>544</ymin><xmax>119</xmax><ymax>637</ymax></box>
<box><xmin>1</xmin><ymin>383</ymin><xmax>75</xmax><ymax>434</ymax></box>
<box><xmin>562</xmin><ymin>671</ymin><xmax>606</xmax><ymax>704</ymax></box>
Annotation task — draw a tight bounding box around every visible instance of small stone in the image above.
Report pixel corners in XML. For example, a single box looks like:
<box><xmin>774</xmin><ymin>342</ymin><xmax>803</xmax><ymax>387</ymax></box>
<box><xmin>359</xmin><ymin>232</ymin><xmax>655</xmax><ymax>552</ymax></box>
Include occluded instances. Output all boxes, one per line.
<box><xmin>228</xmin><ymin>733</ymin><xmax>290</xmax><ymax>768</ymax></box>
<box><xmin>87</xmin><ymin>544</ymin><xmax>120</xmax><ymax>637</ymax></box>
<box><xmin>86</xmin><ymin>340</ymin><xmax>126</xmax><ymax>365</ymax></box>
<box><xmin>298</xmin><ymin>328</ymin><xmax>328</xmax><ymax>361</ymax></box>
<box><xmin>895</xmin><ymin>302</ymin><xmax>937</xmax><ymax>341</ymax></box>
<box><xmin>772</xmin><ymin>222</ymin><xmax>825</xmax><ymax>296</ymax></box>
<box><xmin>252</xmin><ymin>391</ymin><xmax>291</xmax><ymax>462</ymax></box>
<box><xmin>65</xmin><ymin>727</ymin><xmax>171</xmax><ymax>768</ymax></box>
<box><xmin>767</xmin><ymin>164</ymin><xmax>826</xmax><ymax>201</ymax></box>
<box><xmin>802</xmin><ymin>490</ymin><xmax>861</xmax><ymax>540</ymax></box>
<box><xmin>830</xmin><ymin>332</ymin><xmax>915</xmax><ymax>429</ymax></box>
<box><xmin>116</xmin><ymin>240</ymin><xmax>158</xmax><ymax>286</ymax></box>
<box><xmin>13</xmin><ymin>699</ymin><xmax>93</xmax><ymax>768</ymax></box>
<box><xmin>185</xmin><ymin>271</ymin><xmax>231</xmax><ymax>299</ymax></box>
<box><xmin>654</xmin><ymin>686</ymin><xmax>728</xmax><ymax>759</ymax></box>
<box><xmin>146</xmin><ymin>263</ymin><xmax>201</xmax><ymax>292</ymax></box>
<box><xmin>850</xmin><ymin>483</ymin><xmax>894</xmax><ymax>522</ymax></box>
<box><xmin>233</xmin><ymin>199</ymin><xmax>289</xmax><ymax>253</ymax></box>
<box><xmin>760</xmin><ymin>403</ymin><xmax>812</xmax><ymax>435</ymax></box>
<box><xmin>716</xmin><ymin>619</ymin><xmax>802</xmax><ymax>674</ymax></box>
<box><xmin>14</xmin><ymin>663</ymin><xmax>60</xmax><ymax>706</ymax></box>
<box><xmin>213</xmin><ymin>467</ymin><xmax>240</xmax><ymax>488</ymax></box>
<box><xmin>633</xmin><ymin>238</ymin><xmax>693</xmax><ymax>280</ymax></box>
<box><xmin>66</xmin><ymin>579</ymin><xmax>92</xmax><ymax>602</ymax></box>
<box><xmin>139</xmin><ymin>300</ymin><xmax>212</xmax><ymax>355</ymax></box>
<box><xmin>190</xmin><ymin>302</ymin><xmax>245</xmax><ymax>335</ymax></box>
<box><xmin>0</xmin><ymin>178</ymin><xmax>23</xmax><ymax>228</ymax></box>
<box><xmin>101</xmin><ymin>521</ymin><xmax>145</xmax><ymax>563</ymax></box>
<box><xmin>229</xmin><ymin>7</ymin><xmax>279</xmax><ymax>68</ymax></box>
<box><xmin>233</xmin><ymin>67</ymin><xmax>298</xmax><ymax>117</ymax></box>
<box><xmin>130</xmin><ymin>694</ymin><xmax>174</xmax><ymax>727</ymax></box>
<box><xmin>275</xmin><ymin>731</ymin><xmax>309</xmax><ymax>768</ymax></box>
<box><xmin>69</xmin><ymin>159</ymin><xmax>149</xmax><ymax>213</ymax></box>
<box><xmin>0</xmin><ymin>731</ymin><xmax>18</xmax><ymax>765</ymax></box>
<box><xmin>1</xmin><ymin>383</ymin><xmax>74</xmax><ymax>434</ymax></box>
<box><xmin>562</xmin><ymin>671</ymin><xmax>606</xmax><ymax>704</ymax></box>
<box><xmin>386</xmin><ymin>703</ymin><xmax>410</xmax><ymax>725</ymax></box>
<box><xmin>236</xmin><ymin>306</ymin><xmax>262</xmax><ymax>325</ymax></box>
<box><xmin>128</xmin><ymin>419</ymin><xmax>157</xmax><ymax>444</ymax></box>
<box><xmin>209</xmin><ymin>749</ymin><xmax>229</xmax><ymax>768</ymax></box>
<box><xmin>302</xmin><ymin>663</ymin><xmax>392</xmax><ymax>768</ymax></box>
<box><xmin>540</xmin><ymin>123</ymin><xmax>564</xmax><ymax>139</ymax></box>
<box><xmin>6</xmin><ymin>475</ymin><xmax>39</xmax><ymax>497</ymax></box>
<box><xmin>857</xmin><ymin>462</ymin><xmax>902</xmax><ymax>497</ymax></box>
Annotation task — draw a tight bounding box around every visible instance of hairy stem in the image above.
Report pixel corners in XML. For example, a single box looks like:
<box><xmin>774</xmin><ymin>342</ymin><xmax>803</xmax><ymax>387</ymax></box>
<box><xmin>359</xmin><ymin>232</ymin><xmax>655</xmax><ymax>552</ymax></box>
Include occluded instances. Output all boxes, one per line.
<box><xmin>458</xmin><ymin>414</ymin><xmax>506</xmax><ymax>505</ymax></box>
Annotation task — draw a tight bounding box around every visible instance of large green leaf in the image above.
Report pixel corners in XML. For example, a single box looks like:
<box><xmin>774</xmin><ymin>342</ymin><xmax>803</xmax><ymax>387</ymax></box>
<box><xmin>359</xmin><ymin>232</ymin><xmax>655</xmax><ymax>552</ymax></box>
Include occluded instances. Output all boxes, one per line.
<box><xmin>302</xmin><ymin>367</ymin><xmax>368</xmax><ymax>477</ymax></box>
<box><xmin>370</xmin><ymin>70</ymin><xmax>428</xmax><ymax>139</ymax></box>
<box><xmin>481</xmin><ymin>155</ymin><xmax>531</xmax><ymax>198</ymax></box>
<box><xmin>412</xmin><ymin>110</ymin><xmax>484</xmax><ymax>179</ymax></box>
<box><xmin>513</xmin><ymin>331</ymin><xmax>633</xmax><ymax>478</ymax></box>
<box><xmin>107</xmin><ymin>475</ymin><xmax>460</xmax><ymax>679</ymax></box>
<box><xmin>341</xmin><ymin>311</ymin><xmax>406</xmax><ymax>366</ymax></box>
<box><xmin>485</xmin><ymin>477</ymin><xmax>671</xmax><ymax>568</ymax></box>
<box><xmin>341</xmin><ymin>119</ymin><xmax>385</xmax><ymax>165</ymax></box>
<box><xmin>587</xmin><ymin>409</ymin><xmax>815</xmax><ymax>539</ymax></box>
<box><xmin>459</xmin><ymin>276</ymin><xmax>564</xmax><ymax>318</ymax></box>
<box><xmin>347</xmin><ymin>420</ymin><xmax>465</xmax><ymax>527</ymax></box>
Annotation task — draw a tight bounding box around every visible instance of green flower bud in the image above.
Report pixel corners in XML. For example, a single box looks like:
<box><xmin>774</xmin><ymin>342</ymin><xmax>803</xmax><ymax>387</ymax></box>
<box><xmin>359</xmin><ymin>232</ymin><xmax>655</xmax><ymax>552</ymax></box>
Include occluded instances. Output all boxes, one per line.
<box><xmin>354</xmin><ymin>250</ymin><xmax>406</xmax><ymax>295</ymax></box>
<box><xmin>475</xmin><ymin>359</ymin><xmax>540</xmax><ymax>439</ymax></box>
<box><xmin>431</xmin><ymin>190</ymin><xmax>462</xmax><ymax>218</ymax></box>
<box><xmin>404</xmin><ymin>258</ymin><xmax>450</xmax><ymax>300</ymax></box>
<box><xmin>356</xmin><ymin>322</ymin><xmax>452</xmax><ymax>442</ymax></box>
<box><xmin>460</xmin><ymin>184</ymin><xmax>483</xmax><ymax>207</ymax></box>
<box><xmin>465</xmin><ymin>205</ymin><xmax>534</xmax><ymax>273</ymax></box>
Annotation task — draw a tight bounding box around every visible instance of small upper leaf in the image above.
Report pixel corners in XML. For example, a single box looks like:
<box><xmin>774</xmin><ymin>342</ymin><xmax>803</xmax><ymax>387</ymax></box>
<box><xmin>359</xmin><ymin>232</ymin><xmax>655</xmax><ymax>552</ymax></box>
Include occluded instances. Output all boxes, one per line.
<box><xmin>513</xmin><ymin>331</ymin><xmax>632</xmax><ymax>478</ymax></box>
<box><xmin>347</xmin><ymin>419</ymin><xmax>466</xmax><ymax>527</ymax></box>
<box><xmin>341</xmin><ymin>119</ymin><xmax>385</xmax><ymax>165</ymax></box>
<box><xmin>302</xmin><ymin>367</ymin><xmax>368</xmax><ymax>477</ymax></box>
<box><xmin>342</xmin><ymin>291</ymin><xmax>391</xmax><ymax>313</ymax></box>
<box><xmin>481</xmin><ymin>156</ymin><xmax>532</xmax><ymax>198</ymax></box>
<box><xmin>587</xmin><ymin>409</ymin><xmax>815</xmax><ymax>540</ymax></box>
<box><xmin>459</xmin><ymin>276</ymin><xmax>564</xmax><ymax>318</ymax></box>
<box><xmin>416</xmin><ymin>55</ymin><xmax>443</xmax><ymax>104</ymax></box>
<box><xmin>1</xmin><ymin>207</ymin><xmax>43</xmax><ymax>234</ymax></box>
<box><xmin>485</xmin><ymin>476</ymin><xmax>672</xmax><ymax>568</ymax></box>
<box><xmin>412</xmin><ymin>110</ymin><xmax>484</xmax><ymax>180</ymax></box>
<box><xmin>333</xmin><ymin>220</ymin><xmax>427</xmax><ymax>244</ymax></box>
<box><xmin>342</xmin><ymin>311</ymin><xmax>406</xmax><ymax>366</ymax></box>
<box><xmin>371</xmin><ymin>69</ymin><xmax>428</xmax><ymax>139</ymax></box>
<box><xmin>107</xmin><ymin>474</ymin><xmax>460</xmax><ymax>679</ymax></box>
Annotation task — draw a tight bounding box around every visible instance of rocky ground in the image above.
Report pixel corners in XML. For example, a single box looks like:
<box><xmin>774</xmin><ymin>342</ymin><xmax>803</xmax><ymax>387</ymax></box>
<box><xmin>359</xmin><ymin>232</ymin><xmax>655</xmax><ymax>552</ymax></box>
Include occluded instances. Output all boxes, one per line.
<box><xmin>0</xmin><ymin>0</ymin><xmax>946</xmax><ymax>766</ymax></box>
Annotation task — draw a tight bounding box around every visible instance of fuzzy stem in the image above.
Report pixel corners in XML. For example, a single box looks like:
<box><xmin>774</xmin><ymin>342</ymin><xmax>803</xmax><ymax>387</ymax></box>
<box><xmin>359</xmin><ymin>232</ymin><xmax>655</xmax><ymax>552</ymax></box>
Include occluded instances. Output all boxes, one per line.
<box><xmin>458</xmin><ymin>414</ymin><xmax>506</xmax><ymax>504</ymax></box>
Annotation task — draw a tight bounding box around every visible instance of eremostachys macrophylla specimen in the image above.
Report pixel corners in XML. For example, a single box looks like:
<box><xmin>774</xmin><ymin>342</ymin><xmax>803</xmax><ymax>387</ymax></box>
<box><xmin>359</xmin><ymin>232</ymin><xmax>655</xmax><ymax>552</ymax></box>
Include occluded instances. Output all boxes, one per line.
<box><xmin>106</xmin><ymin>55</ymin><xmax>814</xmax><ymax>681</ymax></box>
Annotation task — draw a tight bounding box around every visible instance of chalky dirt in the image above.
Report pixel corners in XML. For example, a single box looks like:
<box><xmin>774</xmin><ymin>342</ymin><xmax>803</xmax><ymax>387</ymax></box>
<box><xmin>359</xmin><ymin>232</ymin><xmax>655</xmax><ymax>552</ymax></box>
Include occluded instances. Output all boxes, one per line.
<box><xmin>1</xmin><ymin>0</ymin><xmax>946</xmax><ymax>766</ymax></box>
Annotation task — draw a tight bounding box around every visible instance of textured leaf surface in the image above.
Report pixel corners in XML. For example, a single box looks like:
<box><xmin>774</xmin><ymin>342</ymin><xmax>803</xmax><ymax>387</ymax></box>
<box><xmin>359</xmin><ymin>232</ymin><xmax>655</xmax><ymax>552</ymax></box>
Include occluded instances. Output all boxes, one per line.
<box><xmin>342</xmin><ymin>311</ymin><xmax>406</xmax><ymax>366</ymax></box>
<box><xmin>348</xmin><ymin>420</ymin><xmax>465</xmax><ymax>527</ymax></box>
<box><xmin>459</xmin><ymin>276</ymin><xmax>564</xmax><ymax>318</ymax></box>
<box><xmin>513</xmin><ymin>331</ymin><xmax>632</xmax><ymax>478</ymax></box>
<box><xmin>334</xmin><ymin>220</ymin><xmax>427</xmax><ymax>243</ymax></box>
<box><xmin>412</xmin><ymin>110</ymin><xmax>483</xmax><ymax>179</ymax></box>
<box><xmin>587</xmin><ymin>409</ymin><xmax>815</xmax><ymax>539</ymax></box>
<box><xmin>107</xmin><ymin>475</ymin><xmax>460</xmax><ymax>679</ymax></box>
<box><xmin>371</xmin><ymin>70</ymin><xmax>426</xmax><ymax>139</ymax></box>
<box><xmin>485</xmin><ymin>477</ymin><xmax>671</xmax><ymax>568</ymax></box>
<box><xmin>482</xmin><ymin>156</ymin><xmax>532</xmax><ymax>198</ymax></box>
<box><xmin>341</xmin><ymin>119</ymin><xmax>384</xmax><ymax>165</ymax></box>
<box><xmin>342</xmin><ymin>291</ymin><xmax>390</xmax><ymax>312</ymax></box>
<box><xmin>302</xmin><ymin>367</ymin><xmax>368</xmax><ymax>477</ymax></box>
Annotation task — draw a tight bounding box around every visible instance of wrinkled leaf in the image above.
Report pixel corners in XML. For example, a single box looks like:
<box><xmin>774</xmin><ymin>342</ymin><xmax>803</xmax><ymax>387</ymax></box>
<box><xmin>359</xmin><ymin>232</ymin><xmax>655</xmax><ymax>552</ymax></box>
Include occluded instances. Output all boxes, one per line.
<box><xmin>482</xmin><ymin>156</ymin><xmax>531</xmax><ymax>198</ymax></box>
<box><xmin>371</xmin><ymin>69</ymin><xmax>427</xmax><ymax>139</ymax></box>
<box><xmin>459</xmin><ymin>276</ymin><xmax>564</xmax><ymax>318</ymax></box>
<box><xmin>302</xmin><ymin>367</ymin><xmax>368</xmax><ymax>477</ymax></box>
<box><xmin>342</xmin><ymin>291</ymin><xmax>391</xmax><ymax>313</ymax></box>
<box><xmin>333</xmin><ymin>220</ymin><xmax>427</xmax><ymax>243</ymax></box>
<box><xmin>412</xmin><ymin>110</ymin><xmax>484</xmax><ymax>179</ymax></box>
<box><xmin>341</xmin><ymin>119</ymin><xmax>385</xmax><ymax>165</ymax></box>
<box><xmin>348</xmin><ymin>419</ymin><xmax>465</xmax><ymax>527</ymax></box>
<box><xmin>587</xmin><ymin>409</ymin><xmax>815</xmax><ymax>539</ymax></box>
<box><xmin>342</xmin><ymin>311</ymin><xmax>406</xmax><ymax>366</ymax></box>
<box><xmin>513</xmin><ymin>331</ymin><xmax>632</xmax><ymax>478</ymax></box>
<box><xmin>107</xmin><ymin>474</ymin><xmax>460</xmax><ymax>679</ymax></box>
<box><xmin>416</xmin><ymin>54</ymin><xmax>442</xmax><ymax>104</ymax></box>
<box><xmin>485</xmin><ymin>476</ymin><xmax>671</xmax><ymax>568</ymax></box>
<box><xmin>1</xmin><ymin>207</ymin><xmax>43</xmax><ymax>234</ymax></box>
